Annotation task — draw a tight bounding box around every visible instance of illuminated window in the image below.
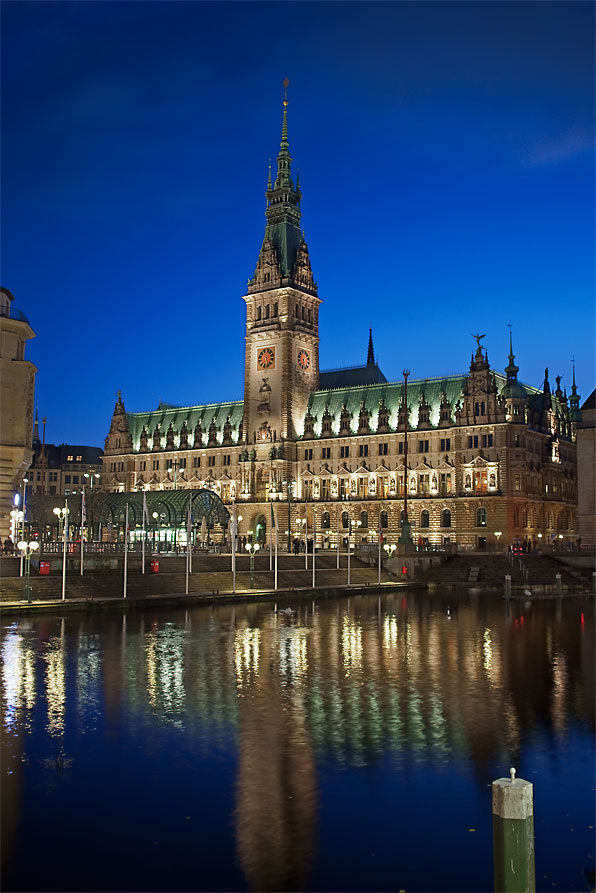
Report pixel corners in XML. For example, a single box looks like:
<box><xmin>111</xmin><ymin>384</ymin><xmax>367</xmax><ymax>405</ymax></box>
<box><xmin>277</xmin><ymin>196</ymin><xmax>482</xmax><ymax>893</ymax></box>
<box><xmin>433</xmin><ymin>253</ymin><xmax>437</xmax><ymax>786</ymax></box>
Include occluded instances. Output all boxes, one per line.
<box><xmin>76</xmin><ymin>455</ymin><xmax>82</xmax><ymax>461</ymax></box>
<box><xmin>477</xmin><ymin>508</ymin><xmax>487</xmax><ymax>527</ymax></box>
<box><xmin>322</xmin><ymin>512</ymin><xmax>330</xmax><ymax>529</ymax></box>
<box><xmin>67</xmin><ymin>455</ymin><xmax>74</xmax><ymax>462</ymax></box>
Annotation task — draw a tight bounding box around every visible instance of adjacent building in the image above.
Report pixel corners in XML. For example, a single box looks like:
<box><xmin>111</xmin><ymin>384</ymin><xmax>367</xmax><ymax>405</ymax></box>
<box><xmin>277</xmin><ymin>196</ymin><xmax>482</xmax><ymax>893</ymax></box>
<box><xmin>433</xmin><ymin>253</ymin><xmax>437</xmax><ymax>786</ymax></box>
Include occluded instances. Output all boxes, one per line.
<box><xmin>0</xmin><ymin>288</ymin><xmax>36</xmax><ymax>542</ymax></box>
<box><xmin>576</xmin><ymin>388</ymin><xmax>596</xmax><ymax>547</ymax></box>
<box><xmin>102</xmin><ymin>96</ymin><xmax>581</xmax><ymax>550</ymax></box>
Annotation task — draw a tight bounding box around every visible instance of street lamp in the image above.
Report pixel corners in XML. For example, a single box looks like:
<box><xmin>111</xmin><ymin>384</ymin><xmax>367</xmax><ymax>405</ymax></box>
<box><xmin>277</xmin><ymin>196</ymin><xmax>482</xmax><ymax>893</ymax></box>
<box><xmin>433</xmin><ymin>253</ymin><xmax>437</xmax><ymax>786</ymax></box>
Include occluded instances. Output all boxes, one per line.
<box><xmin>347</xmin><ymin>518</ymin><xmax>362</xmax><ymax>585</ymax></box>
<box><xmin>494</xmin><ymin>530</ymin><xmax>502</xmax><ymax>552</ymax></box>
<box><xmin>10</xmin><ymin>508</ymin><xmax>23</xmax><ymax>545</ymax></box>
<box><xmin>384</xmin><ymin>542</ymin><xmax>397</xmax><ymax>580</ymax></box>
<box><xmin>84</xmin><ymin>472</ymin><xmax>100</xmax><ymax>488</ymax></box>
<box><xmin>53</xmin><ymin>501</ymin><xmax>69</xmax><ymax>601</ymax></box>
<box><xmin>17</xmin><ymin>540</ymin><xmax>39</xmax><ymax>602</ymax></box>
<box><xmin>245</xmin><ymin>541</ymin><xmax>260</xmax><ymax>588</ymax></box>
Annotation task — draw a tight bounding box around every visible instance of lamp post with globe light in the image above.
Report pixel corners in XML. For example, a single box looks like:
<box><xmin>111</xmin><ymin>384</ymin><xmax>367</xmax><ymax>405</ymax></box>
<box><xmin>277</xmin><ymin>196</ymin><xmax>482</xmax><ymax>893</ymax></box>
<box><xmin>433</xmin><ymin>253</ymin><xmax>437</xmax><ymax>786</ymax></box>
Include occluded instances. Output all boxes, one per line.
<box><xmin>384</xmin><ymin>542</ymin><xmax>397</xmax><ymax>580</ymax></box>
<box><xmin>347</xmin><ymin>518</ymin><xmax>362</xmax><ymax>585</ymax></box>
<box><xmin>53</xmin><ymin>501</ymin><xmax>69</xmax><ymax>601</ymax></box>
<box><xmin>17</xmin><ymin>540</ymin><xmax>39</xmax><ymax>602</ymax></box>
<box><xmin>245</xmin><ymin>541</ymin><xmax>260</xmax><ymax>589</ymax></box>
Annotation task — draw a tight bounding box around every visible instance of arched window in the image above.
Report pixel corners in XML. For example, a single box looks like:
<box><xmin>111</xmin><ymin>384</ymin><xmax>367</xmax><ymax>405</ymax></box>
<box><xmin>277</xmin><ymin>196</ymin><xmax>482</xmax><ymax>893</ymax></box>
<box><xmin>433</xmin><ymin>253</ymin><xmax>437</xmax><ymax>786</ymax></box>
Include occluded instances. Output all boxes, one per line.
<box><xmin>265</xmin><ymin>304</ymin><xmax>270</xmax><ymax>319</ymax></box>
<box><xmin>257</xmin><ymin>306</ymin><xmax>262</xmax><ymax>321</ymax></box>
<box><xmin>380</xmin><ymin>511</ymin><xmax>388</xmax><ymax>529</ymax></box>
<box><xmin>322</xmin><ymin>512</ymin><xmax>330</xmax><ymax>529</ymax></box>
<box><xmin>420</xmin><ymin>510</ymin><xmax>429</xmax><ymax>528</ymax></box>
<box><xmin>477</xmin><ymin>508</ymin><xmax>487</xmax><ymax>527</ymax></box>
<box><xmin>360</xmin><ymin>511</ymin><xmax>368</xmax><ymax>528</ymax></box>
<box><xmin>342</xmin><ymin>511</ymin><xmax>349</xmax><ymax>529</ymax></box>
<box><xmin>442</xmin><ymin>509</ymin><xmax>451</xmax><ymax>528</ymax></box>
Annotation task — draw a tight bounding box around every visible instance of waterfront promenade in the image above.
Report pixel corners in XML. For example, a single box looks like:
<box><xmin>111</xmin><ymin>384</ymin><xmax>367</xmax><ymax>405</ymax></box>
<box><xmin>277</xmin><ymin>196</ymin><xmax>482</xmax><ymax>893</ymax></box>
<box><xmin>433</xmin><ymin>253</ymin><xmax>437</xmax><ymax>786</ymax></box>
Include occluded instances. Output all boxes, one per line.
<box><xmin>1</xmin><ymin>551</ymin><xmax>592</xmax><ymax>614</ymax></box>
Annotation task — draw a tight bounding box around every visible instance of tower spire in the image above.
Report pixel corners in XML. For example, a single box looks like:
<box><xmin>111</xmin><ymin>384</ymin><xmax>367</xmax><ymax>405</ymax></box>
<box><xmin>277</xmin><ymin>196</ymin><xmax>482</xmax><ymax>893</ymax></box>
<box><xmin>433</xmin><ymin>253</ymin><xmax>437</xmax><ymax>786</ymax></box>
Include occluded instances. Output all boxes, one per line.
<box><xmin>569</xmin><ymin>357</ymin><xmax>581</xmax><ymax>416</ymax></box>
<box><xmin>504</xmin><ymin>322</ymin><xmax>519</xmax><ymax>381</ymax></box>
<box><xmin>248</xmin><ymin>80</ymin><xmax>316</xmax><ymax>294</ymax></box>
<box><xmin>367</xmin><ymin>327</ymin><xmax>375</xmax><ymax>365</ymax></box>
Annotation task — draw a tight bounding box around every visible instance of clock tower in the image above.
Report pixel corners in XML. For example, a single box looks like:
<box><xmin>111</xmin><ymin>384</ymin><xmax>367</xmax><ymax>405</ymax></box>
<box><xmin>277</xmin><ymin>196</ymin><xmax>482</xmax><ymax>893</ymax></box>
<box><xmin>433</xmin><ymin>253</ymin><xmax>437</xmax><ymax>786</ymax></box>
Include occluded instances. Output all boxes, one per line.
<box><xmin>242</xmin><ymin>85</ymin><xmax>320</xmax><ymax>448</ymax></box>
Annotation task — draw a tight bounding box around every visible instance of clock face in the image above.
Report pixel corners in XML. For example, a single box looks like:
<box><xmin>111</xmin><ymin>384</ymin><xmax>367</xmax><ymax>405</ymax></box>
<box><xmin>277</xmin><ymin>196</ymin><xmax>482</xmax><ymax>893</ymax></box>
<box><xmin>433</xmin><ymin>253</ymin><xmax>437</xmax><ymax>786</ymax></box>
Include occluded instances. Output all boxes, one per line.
<box><xmin>257</xmin><ymin>346</ymin><xmax>275</xmax><ymax>370</ymax></box>
<box><xmin>297</xmin><ymin>349</ymin><xmax>310</xmax><ymax>370</ymax></box>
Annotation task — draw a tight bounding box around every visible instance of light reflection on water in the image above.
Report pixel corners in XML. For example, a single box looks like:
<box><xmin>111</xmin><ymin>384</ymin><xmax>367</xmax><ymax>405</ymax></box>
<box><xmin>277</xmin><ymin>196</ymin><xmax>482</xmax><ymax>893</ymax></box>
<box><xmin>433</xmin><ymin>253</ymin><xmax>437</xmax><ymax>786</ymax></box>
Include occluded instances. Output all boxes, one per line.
<box><xmin>1</xmin><ymin>592</ymin><xmax>594</xmax><ymax>893</ymax></box>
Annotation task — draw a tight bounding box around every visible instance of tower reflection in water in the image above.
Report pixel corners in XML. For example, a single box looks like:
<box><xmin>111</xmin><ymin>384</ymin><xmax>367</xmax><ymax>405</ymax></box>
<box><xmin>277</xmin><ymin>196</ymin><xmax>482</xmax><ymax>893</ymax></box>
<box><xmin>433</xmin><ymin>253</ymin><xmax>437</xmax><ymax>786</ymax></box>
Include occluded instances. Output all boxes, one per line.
<box><xmin>1</xmin><ymin>594</ymin><xmax>594</xmax><ymax>892</ymax></box>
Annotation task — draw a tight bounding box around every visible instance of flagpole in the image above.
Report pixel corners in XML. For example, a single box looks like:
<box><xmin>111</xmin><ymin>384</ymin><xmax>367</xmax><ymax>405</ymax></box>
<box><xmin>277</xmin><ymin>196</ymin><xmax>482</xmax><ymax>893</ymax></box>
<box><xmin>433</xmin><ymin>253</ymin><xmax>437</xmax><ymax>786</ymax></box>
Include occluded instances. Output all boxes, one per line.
<box><xmin>61</xmin><ymin>498</ymin><xmax>68</xmax><ymax>601</ymax></box>
<box><xmin>269</xmin><ymin>501</ymin><xmax>273</xmax><ymax>571</ymax></box>
<box><xmin>347</xmin><ymin>519</ymin><xmax>351</xmax><ymax>586</ymax></box>
<box><xmin>337</xmin><ymin>510</ymin><xmax>340</xmax><ymax>569</ymax></box>
<box><xmin>274</xmin><ymin>512</ymin><xmax>278</xmax><ymax>591</ymax></box>
<box><xmin>231</xmin><ymin>502</ymin><xmax>237</xmax><ymax>593</ymax></box>
<box><xmin>189</xmin><ymin>495</ymin><xmax>193</xmax><ymax>575</ymax></box>
<box><xmin>312</xmin><ymin>512</ymin><xmax>316</xmax><ymax>589</ymax></box>
<box><xmin>185</xmin><ymin>500</ymin><xmax>190</xmax><ymax>594</ymax></box>
<box><xmin>305</xmin><ymin>502</ymin><xmax>308</xmax><ymax>571</ymax></box>
<box><xmin>378</xmin><ymin>519</ymin><xmax>382</xmax><ymax>585</ymax></box>
<box><xmin>123</xmin><ymin>503</ymin><xmax>129</xmax><ymax>599</ymax></box>
<box><xmin>80</xmin><ymin>487</ymin><xmax>85</xmax><ymax>576</ymax></box>
<box><xmin>142</xmin><ymin>490</ymin><xmax>148</xmax><ymax>575</ymax></box>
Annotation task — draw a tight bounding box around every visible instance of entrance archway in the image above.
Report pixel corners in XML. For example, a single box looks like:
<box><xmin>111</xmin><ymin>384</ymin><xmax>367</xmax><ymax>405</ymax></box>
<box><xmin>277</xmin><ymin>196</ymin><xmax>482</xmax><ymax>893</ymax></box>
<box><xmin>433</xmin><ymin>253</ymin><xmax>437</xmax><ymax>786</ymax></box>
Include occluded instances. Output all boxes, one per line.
<box><xmin>254</xmin><ymin>514</ymin><xmax>267</xmax><ymax>545</ymax></box>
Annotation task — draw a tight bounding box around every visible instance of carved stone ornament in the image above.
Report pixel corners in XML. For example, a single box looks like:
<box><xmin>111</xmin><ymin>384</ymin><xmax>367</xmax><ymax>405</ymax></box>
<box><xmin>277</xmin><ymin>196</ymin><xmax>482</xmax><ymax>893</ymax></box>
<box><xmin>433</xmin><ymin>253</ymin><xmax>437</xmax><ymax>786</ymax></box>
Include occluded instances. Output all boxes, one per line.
<box><xmin>257</xmin><ymin>378</ymin><xmax>272</xmax><ymax>414</ymax></box>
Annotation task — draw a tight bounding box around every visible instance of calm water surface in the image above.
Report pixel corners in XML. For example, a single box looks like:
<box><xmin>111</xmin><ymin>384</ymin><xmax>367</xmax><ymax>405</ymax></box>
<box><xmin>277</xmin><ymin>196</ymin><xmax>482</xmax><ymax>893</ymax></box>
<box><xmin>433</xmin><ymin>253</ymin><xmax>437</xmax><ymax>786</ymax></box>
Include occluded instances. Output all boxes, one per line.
<box><xmin>1</xmin><ymin>592</ymin><xmax>594</xmax><ymax>892</ymax></box>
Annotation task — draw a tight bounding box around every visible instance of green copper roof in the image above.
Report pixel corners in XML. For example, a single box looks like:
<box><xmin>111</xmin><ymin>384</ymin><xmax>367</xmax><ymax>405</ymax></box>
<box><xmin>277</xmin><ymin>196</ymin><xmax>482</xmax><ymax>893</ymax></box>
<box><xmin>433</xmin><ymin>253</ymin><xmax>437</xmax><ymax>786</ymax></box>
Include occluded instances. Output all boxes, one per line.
<box><xmin>307</xmin><ymin>374</ymin><xmax>469</xmax><ymax>436</ymax></box>
<box><xmin>306</xmin><ymin>372</ymin><xmax>549</xmax><ymax>436</ymax></box>
<box><xmin>125</xmin><ymin>400</ymin><xmax>244</xmax><ymax>452</ymax></box>
<box><xmin>253</xmin><ymin>92</ymin><xmax>303</xmax><ymax>280</ymax></box>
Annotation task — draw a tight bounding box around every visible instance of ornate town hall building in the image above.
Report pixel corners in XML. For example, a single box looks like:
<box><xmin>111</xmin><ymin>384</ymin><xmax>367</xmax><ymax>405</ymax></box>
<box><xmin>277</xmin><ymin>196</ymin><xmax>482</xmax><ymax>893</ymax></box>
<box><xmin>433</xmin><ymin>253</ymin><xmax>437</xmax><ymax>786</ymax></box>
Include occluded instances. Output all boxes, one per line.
<box><xmin>103</xmin><ymin>95</ymin><xmax>580</xmax><ymax>549</ymax></box>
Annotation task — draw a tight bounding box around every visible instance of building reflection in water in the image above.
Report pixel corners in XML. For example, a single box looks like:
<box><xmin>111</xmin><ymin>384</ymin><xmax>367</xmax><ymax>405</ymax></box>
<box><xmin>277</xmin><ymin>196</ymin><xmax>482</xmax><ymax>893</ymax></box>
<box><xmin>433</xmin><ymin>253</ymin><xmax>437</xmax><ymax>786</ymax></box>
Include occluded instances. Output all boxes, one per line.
<box><xmin>0</xmin><ymin>594</ymin><xmax>594</xmax><ymax>890</ymax></box>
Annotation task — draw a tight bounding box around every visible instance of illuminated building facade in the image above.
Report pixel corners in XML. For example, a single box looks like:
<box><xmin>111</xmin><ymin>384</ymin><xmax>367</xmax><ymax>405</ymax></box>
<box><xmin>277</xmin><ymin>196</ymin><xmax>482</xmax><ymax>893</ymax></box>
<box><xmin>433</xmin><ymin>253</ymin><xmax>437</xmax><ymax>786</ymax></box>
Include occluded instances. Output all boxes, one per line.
<box><xmin>102</xmin><ymin>97</ymin><xmax>580</xmax><ymax>549</ymax></box>
<box><xmin>0</xmin><ymin>288</ymin><xmax>36</xmax><ymax>543</ymax></box>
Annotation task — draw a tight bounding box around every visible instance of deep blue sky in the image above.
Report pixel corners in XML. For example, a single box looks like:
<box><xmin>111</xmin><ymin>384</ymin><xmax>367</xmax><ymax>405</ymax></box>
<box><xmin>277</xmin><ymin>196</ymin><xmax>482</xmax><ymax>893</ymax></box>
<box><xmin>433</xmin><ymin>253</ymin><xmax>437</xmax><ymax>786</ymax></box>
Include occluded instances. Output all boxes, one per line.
<box><xmin>2</xmin><ymin>1</ymin><xmax>594</xmax><ymax>447</ymax></box>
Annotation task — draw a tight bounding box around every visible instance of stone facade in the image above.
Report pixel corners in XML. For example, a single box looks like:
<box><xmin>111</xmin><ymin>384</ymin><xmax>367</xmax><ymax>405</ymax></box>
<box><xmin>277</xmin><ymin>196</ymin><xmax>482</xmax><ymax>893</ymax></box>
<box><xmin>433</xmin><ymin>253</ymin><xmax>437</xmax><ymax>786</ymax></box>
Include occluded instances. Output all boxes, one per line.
<box><xmin>0</xmin><ymin>288</ymin><xmax>36</xmax><ymax>542</ymax></box>
<box><xmin>101</xmin><ymin>97</ymin><xmax>580</xmax><ymax>550</ymax></box>
<box><xmin>576</xmin><ymin>389</ymin><xmax>595</xmax><ymax>546</ymax></box>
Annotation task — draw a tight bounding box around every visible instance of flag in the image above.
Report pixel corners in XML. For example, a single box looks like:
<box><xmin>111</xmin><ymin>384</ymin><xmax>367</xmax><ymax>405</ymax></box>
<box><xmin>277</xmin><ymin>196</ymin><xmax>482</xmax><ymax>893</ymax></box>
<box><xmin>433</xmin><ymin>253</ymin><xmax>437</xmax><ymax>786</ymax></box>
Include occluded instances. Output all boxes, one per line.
<box><xmin>378</xmin><ymin>513</ymin><xmax>383</xmax><ymax>545</ymax></box>
<box><xmin>142</xmin><ymin>491</ymin><xmax>150</xmax><ymax>528</ymax></box>
<box><xmin>270</xmin><ymin>502</ymin><xmax>276</xmax><ymax>529</ymax></box>
<box><xmin>81</xmin><ymin>490</ymin><xmax>87</xmax><ymax>525</ymax></box>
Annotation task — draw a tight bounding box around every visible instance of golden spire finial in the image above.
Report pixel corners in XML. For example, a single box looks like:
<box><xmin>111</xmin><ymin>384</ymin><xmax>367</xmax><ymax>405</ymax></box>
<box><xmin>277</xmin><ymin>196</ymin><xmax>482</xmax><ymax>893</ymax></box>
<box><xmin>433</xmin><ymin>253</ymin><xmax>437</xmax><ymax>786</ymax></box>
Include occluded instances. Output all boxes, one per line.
<box><xmin>283</xmin><ymin>77</ymin><xmax>289</xmax><ymax>107</ymax></box>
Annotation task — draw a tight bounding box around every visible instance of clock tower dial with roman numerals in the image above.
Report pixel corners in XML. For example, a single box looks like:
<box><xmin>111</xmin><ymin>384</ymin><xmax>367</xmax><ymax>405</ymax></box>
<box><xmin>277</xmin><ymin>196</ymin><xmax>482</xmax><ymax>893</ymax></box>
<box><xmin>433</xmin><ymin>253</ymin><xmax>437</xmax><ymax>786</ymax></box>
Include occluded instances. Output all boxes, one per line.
<box><xmin>243</xmin><ymin>86</ymin><xmax>320</xmax><ymax>447</ymax></box>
